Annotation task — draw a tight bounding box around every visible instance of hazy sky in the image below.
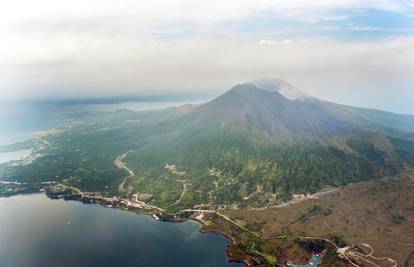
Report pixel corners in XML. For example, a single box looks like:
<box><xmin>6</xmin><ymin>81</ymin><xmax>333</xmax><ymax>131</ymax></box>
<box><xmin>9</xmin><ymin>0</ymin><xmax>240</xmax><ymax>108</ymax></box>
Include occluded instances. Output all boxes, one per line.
<box><xmin>1</xmin><ymin>0</ymin><xmax>414</xmax><ymax>113</ymax></box>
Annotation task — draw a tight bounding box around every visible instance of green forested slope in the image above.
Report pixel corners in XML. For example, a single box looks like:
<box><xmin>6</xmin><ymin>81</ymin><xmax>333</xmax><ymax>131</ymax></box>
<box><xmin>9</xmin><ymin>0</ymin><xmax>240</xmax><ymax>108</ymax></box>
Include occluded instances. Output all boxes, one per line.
<box><xmin>1</xmin><ymin>80</ymin><xmax>413</xmax><ymax>211</ymax></box>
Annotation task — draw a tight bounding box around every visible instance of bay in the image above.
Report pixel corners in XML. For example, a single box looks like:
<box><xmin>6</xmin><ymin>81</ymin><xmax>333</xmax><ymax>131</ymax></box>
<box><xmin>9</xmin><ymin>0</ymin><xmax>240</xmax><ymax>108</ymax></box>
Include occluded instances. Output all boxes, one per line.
<box><xmin>0</xmin><ymin>194</ymin><xmax>242</xmax><ymax>267</ymax></box>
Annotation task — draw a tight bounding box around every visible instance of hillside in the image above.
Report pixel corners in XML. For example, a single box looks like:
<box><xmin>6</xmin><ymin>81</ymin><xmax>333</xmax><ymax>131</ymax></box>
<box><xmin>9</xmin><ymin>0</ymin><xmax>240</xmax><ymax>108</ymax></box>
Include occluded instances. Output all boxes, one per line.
<box><xmin>1</xmin><ymin>79</ymin><xmax>413</xmax><ymax>211</ymax></box>
<box><xmin>205</xmin><ymin>172</ymin><xmax>414</xmax><ymax>266</ymax></box>
<box><xmin>190</xmin><ymin>79</ymin><xmax>357</xmax><ymax>142</ymax></box>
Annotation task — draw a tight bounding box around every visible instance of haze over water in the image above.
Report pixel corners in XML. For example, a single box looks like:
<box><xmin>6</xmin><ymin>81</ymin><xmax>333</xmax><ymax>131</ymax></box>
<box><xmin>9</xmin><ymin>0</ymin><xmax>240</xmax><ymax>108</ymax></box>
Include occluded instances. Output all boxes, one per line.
<box><xmin>0</xmin><ymin>99</ymin><xmax>203</xmax><ymax>146</ymax></box>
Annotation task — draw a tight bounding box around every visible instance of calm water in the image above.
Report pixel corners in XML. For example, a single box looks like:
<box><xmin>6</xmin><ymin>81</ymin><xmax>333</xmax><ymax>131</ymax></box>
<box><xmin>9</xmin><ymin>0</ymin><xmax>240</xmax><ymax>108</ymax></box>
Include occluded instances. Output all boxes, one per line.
<box><xmin>0</xmin><ymin>194</ymin><xmax>242</xmax><ymax>267</ymax></box>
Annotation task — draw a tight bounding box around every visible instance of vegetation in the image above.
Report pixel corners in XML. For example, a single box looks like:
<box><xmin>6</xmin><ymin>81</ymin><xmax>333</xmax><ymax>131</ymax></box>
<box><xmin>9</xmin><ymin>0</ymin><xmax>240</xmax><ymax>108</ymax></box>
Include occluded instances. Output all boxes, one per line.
<box><xmin>0</xmin><ymin>94</ymin><xmax>413</xmax><ymax>210</ymax></box>
<box><xmin>1</xmin><ymin>82</ymin><xmax>414</xmax><ymax>266</ymax></box>
<box><xmin>220</xmin><ymin>176</ymin><xmax>414</xmax><ymax>266</ymax></box>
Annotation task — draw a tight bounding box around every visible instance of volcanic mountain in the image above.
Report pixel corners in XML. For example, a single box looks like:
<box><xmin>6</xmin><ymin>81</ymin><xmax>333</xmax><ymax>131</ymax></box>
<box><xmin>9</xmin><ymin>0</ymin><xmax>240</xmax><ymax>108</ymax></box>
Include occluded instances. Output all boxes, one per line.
<box><xmin>1</xmin><ymin>78</ymin><xmax>414</xmax><ymax>207</ymax></box>
<box><xmin>187</xmin><ymin>78</ymin><xmax>414</xmax><ymax>142</ymax></box>
<box><xmin>119</xmin><ymin>78</ymin><xmax>410</xmax><ymax>203</ymax></box>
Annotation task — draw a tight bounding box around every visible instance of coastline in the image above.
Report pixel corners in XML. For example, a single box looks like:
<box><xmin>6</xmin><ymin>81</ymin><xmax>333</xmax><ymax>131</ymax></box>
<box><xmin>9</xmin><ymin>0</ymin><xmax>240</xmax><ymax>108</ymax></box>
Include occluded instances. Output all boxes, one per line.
<box><xmin>0</xmin><ymin>189</ymin><xmax>248</xmax><ymax>266</ymax></box>
<box><xmin>189</xmin><ymin>216</ymin><xmax>252</xmax><ymax>267</ymax></box>
<box><xmin>198</xmin><ymin>228</ymin><xmax>251</xmax><ymax>267</ymax></box>
<box><xmin>2</xmin><ymin>183</ymin><xmax>349</xmax><ymax>267</ymax></box>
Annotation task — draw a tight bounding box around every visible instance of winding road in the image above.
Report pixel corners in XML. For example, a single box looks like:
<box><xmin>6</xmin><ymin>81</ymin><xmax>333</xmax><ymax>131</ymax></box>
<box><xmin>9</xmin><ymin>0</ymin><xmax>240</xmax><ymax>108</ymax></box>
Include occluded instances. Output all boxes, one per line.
<box><xmin>57</xmin><ymin>157</ymin><xmax>400</xmax><ymax>267</ymax></box>
<box><xmin>114</xmin><ymin>152</ymin><xmax>135</xmax><ymax>193</ymax></box>
<box><xmin>169</xmin><ymin>179</ymin><xmax>189</xmax><ymax>207</ymax></box>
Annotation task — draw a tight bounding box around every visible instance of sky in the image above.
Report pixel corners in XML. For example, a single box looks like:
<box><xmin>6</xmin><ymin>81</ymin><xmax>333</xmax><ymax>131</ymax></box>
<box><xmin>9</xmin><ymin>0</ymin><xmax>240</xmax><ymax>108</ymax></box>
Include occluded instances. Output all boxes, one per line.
<box><xmin>1</xmin><ymin>0</ymin><xmax>414</xmax><ymax>114</ymax></box>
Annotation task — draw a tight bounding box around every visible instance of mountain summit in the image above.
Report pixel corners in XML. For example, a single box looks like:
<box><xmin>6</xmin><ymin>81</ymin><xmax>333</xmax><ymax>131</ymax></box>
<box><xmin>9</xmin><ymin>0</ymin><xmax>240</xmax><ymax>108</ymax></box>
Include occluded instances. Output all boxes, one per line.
<box><xmin>247</xmin><ymin>78</ymin><xmax>311</xmax><ymax>101</ymax></box>
<box><xmin>1</xmin><ymin>78</ymin><xmax>414</xmax><ymax>215</ymax></box>
<box><xmin>191</xmin><ymin>78</ymin><xmax>355</xmax><ymax>141</ymax></box>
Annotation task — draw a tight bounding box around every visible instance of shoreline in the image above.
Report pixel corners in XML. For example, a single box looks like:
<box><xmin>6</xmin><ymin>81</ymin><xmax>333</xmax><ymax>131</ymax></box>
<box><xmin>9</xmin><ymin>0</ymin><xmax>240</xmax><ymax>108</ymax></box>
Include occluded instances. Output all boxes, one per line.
<box><xmin>199</xmin><ymin>228</ymin><xmax>251</xmax><ymax>267</ymax></box>
<box><xmin>1</xmin><ymin>185</ymin><xmax>348</xmax><ymax>267</ymax></box>
<box><xmin>0</xmin><ymin>190</ymin><xmax>248</xmax><ymax>266</ymax></box>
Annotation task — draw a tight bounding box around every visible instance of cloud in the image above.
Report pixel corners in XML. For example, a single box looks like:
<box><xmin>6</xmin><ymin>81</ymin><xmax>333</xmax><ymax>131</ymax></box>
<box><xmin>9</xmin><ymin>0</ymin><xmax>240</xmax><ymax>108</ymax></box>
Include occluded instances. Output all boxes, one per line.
<box><xmin>0</xmin><ymin>0</ymin><xmax>413</xmax><ymax>115</ymax></box>
<box><xmin>347</xmin><ymin>24</ymin><xmax>381</xmax><ymax>31</ymax></box>
<box><xmin>347</xmin><ymin>24</ymin><xmax>414</xmax><ymax>32</ymax></box>
<box><xmin>1</xmin><ymin>0</ymin><xmax>410</xmax><ymax>26</ymax></box>
<box><xmin>322</xmin><ymin>15</ymin><xmax>348</xmax><ymax>21</ymax></box>
<box><xmin>2</xmin><ymin>35</ymin><xmax>413</xmax><ymax>100</ymax></box>
<box><xmin>320</xmin><ymin>26</ymin><xmax>339</xmax><ymax>30</ymax></box>
<box><xmin>258</xmin><ymin>39</ymin><xmax>293</xmax><ymax>45</ymax></box>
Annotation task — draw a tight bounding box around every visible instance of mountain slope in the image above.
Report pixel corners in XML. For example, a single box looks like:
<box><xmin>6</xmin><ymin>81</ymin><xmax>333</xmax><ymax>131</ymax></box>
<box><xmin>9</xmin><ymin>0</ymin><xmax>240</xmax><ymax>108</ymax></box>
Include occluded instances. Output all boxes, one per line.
<box><xmin>189</xmin><ymin>79</ymin><xmax>414</xmax><ymax>142</ymax></box>
<box><xmin>124</xmin><ymin>79</ymin><xmax>413</xmax><ymax>208</ymax></box>
<box><xmin>1</xmin><ymin>78</ymin><xmax>413</xmax><ymax>210</ymax></box>
<box><xmin>189</xmin><ymin>83</ymin><xmax>355</xmax><ymax>142</ymax></box>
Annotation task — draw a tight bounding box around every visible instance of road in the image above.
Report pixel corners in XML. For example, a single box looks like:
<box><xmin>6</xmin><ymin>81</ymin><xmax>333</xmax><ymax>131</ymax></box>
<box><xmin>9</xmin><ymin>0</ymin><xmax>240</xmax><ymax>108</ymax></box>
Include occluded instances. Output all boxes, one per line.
<box><xmin>181</xmin><ymin>208</ymin><xmax>260</xmax><ymax>238</ymax></box>
<box><xmin>341</xmin><ymin>244</ymin><xmax>398</xmax><ymax>267</ymax></box>
<box><xmin>54</xmin><ymin>161</ymin><xmax>399</xmax><ymax>267</ymax></box>
<box><xmin>169</xmin><ymin>179</ymin><xmax>188</xmax><ymax>207</ymax></box>
<box><xmin>217</xmin><ymin>211</ymin><xmax>261</xmax><ymax>238</ymax></box>
<box><xmin>300</xmin><ymin>241</ymin><xmax>399</xmax><ymax>267</ymax></box>
<box><xmin>114</xmin><ymin>152</ymin><xmax>135</xmax><ymax>193</ymax></box>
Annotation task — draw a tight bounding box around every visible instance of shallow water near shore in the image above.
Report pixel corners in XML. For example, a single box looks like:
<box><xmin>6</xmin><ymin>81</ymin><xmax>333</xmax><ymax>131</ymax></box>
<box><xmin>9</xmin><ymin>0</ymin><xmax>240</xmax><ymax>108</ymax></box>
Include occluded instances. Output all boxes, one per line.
<box><xmin>0</xmin><ymin>193</ymin><xmax>242</xmax><ymax>267</ymax></box>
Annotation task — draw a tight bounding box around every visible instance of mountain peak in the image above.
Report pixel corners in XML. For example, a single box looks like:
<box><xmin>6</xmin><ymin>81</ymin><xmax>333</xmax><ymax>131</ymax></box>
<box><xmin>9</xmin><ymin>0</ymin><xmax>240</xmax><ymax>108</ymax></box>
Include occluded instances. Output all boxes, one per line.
<box><xmin>191</xmin><ymin>78</ymin><xmax>356</xmax><ymax>141</ymax></box>
<box><xmin>247</xmin><ymin>78</ymin><xmax>311</xmax><ymax>101</ymax></box>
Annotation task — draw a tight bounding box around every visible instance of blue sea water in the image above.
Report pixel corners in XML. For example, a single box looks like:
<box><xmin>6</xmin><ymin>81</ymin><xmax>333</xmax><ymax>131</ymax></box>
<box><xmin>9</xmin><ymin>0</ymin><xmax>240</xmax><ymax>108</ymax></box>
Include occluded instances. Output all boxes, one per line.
<box><xmin>0</xmin><ymin>194</ymin><xmax>242</xmax><ymax>267</ymax></box>
<box><xmin>0</xmin><ymin>98</ymin><xmax>241</xmax><ymax>267</ymax></box>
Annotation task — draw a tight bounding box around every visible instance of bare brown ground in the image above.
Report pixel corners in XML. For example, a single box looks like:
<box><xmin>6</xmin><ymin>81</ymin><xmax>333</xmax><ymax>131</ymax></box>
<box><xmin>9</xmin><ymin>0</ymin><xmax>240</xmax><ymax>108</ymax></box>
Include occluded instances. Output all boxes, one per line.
<box><xmin>222</xmin><ymin>177</ymin><xmax>414</xmax><ymax>266</ymax></box>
